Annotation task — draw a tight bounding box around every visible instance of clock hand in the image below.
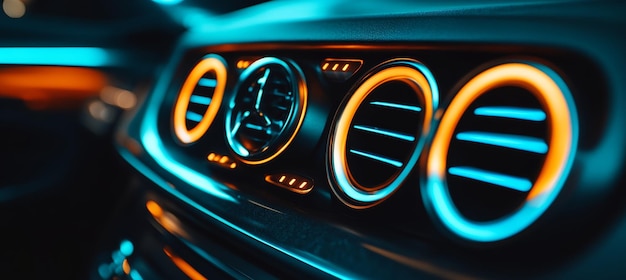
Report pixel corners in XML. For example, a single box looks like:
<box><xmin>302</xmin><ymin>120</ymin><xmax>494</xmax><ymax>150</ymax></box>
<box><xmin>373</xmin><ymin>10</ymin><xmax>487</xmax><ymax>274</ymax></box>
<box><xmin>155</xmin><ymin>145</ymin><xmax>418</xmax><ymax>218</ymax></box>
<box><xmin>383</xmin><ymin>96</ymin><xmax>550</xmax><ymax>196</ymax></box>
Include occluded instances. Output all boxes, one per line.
<box><xmin>254</xmin><ymin>68</ymin><xmax>271</xmax><ymax>111</ymax></box>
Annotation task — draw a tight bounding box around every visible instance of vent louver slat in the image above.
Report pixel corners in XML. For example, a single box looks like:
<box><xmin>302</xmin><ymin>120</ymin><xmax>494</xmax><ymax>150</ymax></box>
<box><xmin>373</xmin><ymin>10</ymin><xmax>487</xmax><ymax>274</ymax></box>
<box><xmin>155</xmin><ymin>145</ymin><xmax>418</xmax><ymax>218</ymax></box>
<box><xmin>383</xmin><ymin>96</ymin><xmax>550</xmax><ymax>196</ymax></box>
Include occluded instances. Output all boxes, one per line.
<box><xmin>185</xmin><ymin>74</ymin><xmax>218</xmax><ymax>129</ymax></box>
<box><xmin>424</xmin><ymin>62</ymin><xmax>578</xmax><ymax>243</ymax></box>
<box><xmin>329</xmin><ymin>59</ymin><xmax>438</xmax><ymax>208</ymax></box>
<box><xmin>346</xmin><ymin>95</ymin><xmax>423</xmax><ymax>187</ymax></box>
<box><xmin>454</xmin><ymin>131</ymin><xmax>548</xmax><ymax>154</ymax></box>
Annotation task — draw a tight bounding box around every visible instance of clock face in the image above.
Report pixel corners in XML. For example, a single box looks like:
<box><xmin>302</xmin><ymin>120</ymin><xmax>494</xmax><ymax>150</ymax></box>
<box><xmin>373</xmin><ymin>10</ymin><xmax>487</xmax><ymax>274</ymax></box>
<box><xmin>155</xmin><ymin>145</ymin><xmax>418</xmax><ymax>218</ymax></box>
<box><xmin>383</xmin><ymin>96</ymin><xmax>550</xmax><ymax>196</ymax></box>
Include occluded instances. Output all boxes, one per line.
<box><xmin>225</xmin><ymin>57</ymin><xmax>307</xmax><ymax>164</ymax></box>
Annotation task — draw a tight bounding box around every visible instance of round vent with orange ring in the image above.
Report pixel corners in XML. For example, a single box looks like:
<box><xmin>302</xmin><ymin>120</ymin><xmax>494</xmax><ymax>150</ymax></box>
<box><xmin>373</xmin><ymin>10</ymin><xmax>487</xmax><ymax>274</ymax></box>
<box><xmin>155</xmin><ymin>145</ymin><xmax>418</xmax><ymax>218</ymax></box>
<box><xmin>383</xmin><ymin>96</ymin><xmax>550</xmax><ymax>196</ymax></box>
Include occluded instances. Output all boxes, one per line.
<box><xmin>328</xmin><ymin>59</ymin><xmax>438</xmax><ymax>208</ymax></box>
<box><xmin>173</xmin><ymin>54</ymin><xmax>227</xmax><ymax>144</ymax></box>
<box><xmin>424</xmin><ymin>61</ymin><xmax>578</xmax><ymax>242</ymax></box>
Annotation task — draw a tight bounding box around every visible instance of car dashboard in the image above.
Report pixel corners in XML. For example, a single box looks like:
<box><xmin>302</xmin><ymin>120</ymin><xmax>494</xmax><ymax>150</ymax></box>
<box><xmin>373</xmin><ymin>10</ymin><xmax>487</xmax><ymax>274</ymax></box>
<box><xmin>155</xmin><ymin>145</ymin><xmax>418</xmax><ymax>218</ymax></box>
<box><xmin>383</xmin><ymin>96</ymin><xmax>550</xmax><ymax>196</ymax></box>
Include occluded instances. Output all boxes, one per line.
<box><xmin>1</xmin><ymin>0</ymin><xmax>626</xmax><ymax>279</ymax></box>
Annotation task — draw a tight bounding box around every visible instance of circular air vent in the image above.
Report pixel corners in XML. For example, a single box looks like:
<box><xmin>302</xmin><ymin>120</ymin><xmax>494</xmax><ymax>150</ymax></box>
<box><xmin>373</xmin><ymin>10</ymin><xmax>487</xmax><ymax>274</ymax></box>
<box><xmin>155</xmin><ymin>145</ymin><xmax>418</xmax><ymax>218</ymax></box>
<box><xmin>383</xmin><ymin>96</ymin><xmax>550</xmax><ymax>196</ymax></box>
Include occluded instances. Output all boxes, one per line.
<box><xmin>328</xmin><ymin>59</ymin><xmax>438</xmax><ymax>208</ymax></box>
<box><xmin>424</xmin><ymin>61</ymin><xmax>578</xmax><ymax>243</ymax></box>
<box><xmin>225</xmin><ymin>57</ymin><xmax>307</xmax><ymax>164</ymax></box>
<box><xmin>173</xmin><ymin>55</ymin><xmax>227</xmax><ymax>144</ymax></box>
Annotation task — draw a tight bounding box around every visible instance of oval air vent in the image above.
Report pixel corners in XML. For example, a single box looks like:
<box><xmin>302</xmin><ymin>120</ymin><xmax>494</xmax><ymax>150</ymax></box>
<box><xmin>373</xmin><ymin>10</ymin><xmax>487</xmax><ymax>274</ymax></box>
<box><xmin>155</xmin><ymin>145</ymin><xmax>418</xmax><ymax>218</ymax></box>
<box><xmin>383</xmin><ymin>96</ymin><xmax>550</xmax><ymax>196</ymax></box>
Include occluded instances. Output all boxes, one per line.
<box><xmin>225</xmin><ymin>57</ymin><xmax>307</xmax><ymax>164</ymax></box>
<box><xmin>173</xmin><ymin>55</ymin><xmax>227</xmax><ymax>144</ymax></box>
<box><xmin>328</xmin><ymin>59</ymin><xmax>438</xmax><ymax>208</ymax></box>
<box><xmin>424</xmin><ymin>61</ymin><xmax>578</xmax><ymax>243</ymax></box>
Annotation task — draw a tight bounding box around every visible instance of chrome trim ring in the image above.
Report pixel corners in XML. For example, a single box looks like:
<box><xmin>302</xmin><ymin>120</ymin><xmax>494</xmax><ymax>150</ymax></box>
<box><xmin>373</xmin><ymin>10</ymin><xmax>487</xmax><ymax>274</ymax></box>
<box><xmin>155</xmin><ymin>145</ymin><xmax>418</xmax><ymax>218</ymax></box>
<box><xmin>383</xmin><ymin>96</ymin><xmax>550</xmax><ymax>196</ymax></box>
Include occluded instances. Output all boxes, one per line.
<box><xmin>225</xmin><ymin>57</ymin><xmax>307</xmax><ymax>165</ymax></box>
<box><xmin>424</xmin><ymin>61</ymin><xmax>579</xmax><ymax>242</ymax></box>
<box><xmin>328</xmin><ymin>59</ymin><xmax>438</xmax><ymax>208</ymax></box>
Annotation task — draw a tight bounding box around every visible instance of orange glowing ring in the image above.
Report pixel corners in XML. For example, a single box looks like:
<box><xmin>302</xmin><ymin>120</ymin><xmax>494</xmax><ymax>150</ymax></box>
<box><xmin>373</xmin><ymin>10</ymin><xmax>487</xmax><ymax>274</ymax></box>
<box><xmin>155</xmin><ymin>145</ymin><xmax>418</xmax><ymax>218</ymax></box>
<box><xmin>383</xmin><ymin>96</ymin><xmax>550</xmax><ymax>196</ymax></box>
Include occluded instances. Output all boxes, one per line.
<box><xmin>330</xmin><ymin>59</ymin><xmax>438</xmax><ymax>208</ymax></box>
<box><xmin>424</xmin><ymin>62</ymin><xmax>578</xmax><ymax>242</ymax></box>
<box><xmin>173</xmin><ymin>55</ymin><xmax>227</xmax><ymax>144</ymax></box>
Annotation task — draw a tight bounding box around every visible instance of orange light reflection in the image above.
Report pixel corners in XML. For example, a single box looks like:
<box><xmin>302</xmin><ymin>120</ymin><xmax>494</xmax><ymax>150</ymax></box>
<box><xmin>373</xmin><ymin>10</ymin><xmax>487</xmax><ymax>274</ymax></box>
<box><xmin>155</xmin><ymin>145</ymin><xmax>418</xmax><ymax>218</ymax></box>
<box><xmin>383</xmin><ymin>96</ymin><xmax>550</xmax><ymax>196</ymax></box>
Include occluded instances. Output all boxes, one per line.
<box><xmin>122</xmin><ymin>259</ymin><xmax>131</xmax><ymax>275</ymax></box>
<box><xmin>0</xmin><ymin>66</ymin><xmax>107</xmax><ymax>110</ymax></box>
<box><xmin>164</xmin><ymin>248</ymin><xmax>208</xmax><ymax>280</ymax></box>
<box><xmin>146</xmin><ymin>200</ymin><xmax>191</xmax><ymax>240</ymax></box>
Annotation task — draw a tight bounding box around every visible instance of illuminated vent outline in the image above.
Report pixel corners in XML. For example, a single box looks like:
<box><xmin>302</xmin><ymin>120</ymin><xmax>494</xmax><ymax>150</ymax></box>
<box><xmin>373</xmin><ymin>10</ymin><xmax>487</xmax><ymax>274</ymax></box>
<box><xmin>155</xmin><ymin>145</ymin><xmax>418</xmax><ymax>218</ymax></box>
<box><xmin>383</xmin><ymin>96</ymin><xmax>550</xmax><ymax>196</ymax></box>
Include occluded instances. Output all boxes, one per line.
<box><xmin>424</xmin><ymin>61</ymin><xmax>578</xmax><ymax>243</ymax></box>
<box><xmin>173</xmin><ymin>54</ymin><xmax>227</xmax><ymax>144</ymax></box>
<box><xmin>328</xmin><ymin>59</ymin><xmax>438</xmax><ymax>208</ymax></box>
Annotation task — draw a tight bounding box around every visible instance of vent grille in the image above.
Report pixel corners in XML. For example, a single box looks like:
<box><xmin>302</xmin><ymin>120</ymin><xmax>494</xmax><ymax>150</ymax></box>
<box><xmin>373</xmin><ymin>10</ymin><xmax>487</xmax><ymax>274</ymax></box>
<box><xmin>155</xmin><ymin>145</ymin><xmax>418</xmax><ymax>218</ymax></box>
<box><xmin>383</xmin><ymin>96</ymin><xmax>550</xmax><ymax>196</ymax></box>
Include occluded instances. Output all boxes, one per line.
<box><xmin>173</xmin><ymin>55</ymin><xmax>227</xmax><ymax>144</ymax></box>
<box><xmin>347</xmin><ymin>83</ymin><xmax>423</xmax><ymax>189</ymax></box>
<box><xmin>329</xmin><ymin>59</ymin><xmax>438</xmax><ymax>208</ymax></box>
<box><xmin>185</xmin><ymin>74</ymin><xmax>218</xmax><ymax>130</ymax></box>
<box><xmin>424</xmin><ymin>62</ymin><xmax>578</xmax><ymax>242</ymax></box>
<box><xmin>447</xmin><ymin>86</ymin><xmax>548</xmax><ymax>222</ymax></box>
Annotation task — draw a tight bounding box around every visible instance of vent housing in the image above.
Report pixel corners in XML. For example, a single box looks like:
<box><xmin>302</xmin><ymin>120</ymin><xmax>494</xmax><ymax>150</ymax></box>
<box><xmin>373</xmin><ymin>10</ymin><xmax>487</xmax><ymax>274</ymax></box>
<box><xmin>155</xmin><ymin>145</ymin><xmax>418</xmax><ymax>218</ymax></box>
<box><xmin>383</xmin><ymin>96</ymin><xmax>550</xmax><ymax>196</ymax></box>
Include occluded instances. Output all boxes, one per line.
<box><xmin>173</xmin><ymin>55</ymin><xmax>227</xmax><ymax>144</ymax></box>
<box><xmin>424</xmin><ymin>61</ymin><xmax>578</xmax><ymax>243</ymax></box>
<box><xmin>328</xmin><ymin>59</ymin><xmax>438</xmax><ymax>208</ymax></box>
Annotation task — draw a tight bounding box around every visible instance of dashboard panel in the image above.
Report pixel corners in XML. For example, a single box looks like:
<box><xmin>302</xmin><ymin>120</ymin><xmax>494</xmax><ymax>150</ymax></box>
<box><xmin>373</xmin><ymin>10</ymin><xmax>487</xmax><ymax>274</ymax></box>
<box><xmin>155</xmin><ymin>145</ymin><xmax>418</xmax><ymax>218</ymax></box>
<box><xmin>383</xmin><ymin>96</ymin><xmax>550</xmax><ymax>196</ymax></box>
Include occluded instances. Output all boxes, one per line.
<box><xmin>5</xmin><ymin>0</ymin><xmax>621</xmax><ymax>279</ymax></box>
<box><xmin>96</xmin><ymin>1</ymin><xmax>624</xmax><ymax>278</ymax></box>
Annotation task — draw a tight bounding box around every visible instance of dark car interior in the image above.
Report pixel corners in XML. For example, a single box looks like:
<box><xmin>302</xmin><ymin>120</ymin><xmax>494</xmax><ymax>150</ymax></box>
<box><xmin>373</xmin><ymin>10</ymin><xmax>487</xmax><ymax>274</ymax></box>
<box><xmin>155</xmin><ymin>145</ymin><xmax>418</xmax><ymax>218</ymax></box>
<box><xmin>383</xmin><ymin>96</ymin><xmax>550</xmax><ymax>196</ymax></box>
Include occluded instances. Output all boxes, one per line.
<box><xmin>1</xmin><ymin>0</ymin><xmax>625</xmax><ymax>279</ymax></box>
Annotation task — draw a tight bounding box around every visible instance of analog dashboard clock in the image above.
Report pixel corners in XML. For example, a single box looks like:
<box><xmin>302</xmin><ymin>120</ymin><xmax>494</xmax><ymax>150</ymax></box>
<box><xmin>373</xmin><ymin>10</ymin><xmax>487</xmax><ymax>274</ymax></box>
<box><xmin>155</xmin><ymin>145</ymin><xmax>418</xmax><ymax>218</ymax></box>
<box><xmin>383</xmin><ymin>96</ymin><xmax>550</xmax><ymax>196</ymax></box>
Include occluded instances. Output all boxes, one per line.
<box><xmin>225</xmin><ymin>57</ymin><xmax>307</xmax><ymax>164</ymax></box>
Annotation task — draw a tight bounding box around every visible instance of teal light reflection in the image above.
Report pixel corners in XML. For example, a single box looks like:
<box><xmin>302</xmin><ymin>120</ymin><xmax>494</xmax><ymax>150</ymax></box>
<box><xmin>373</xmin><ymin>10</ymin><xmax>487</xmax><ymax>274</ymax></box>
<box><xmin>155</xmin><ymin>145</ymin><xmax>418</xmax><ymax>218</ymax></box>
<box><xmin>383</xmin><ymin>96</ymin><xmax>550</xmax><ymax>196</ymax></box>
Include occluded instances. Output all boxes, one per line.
<box><xmin>0</xmin><ymin>47</ymin><xmax>114</xmax><ymax>67</ymax></box>
<box><xmin>152</xmin><ymin>0</ymin><xmax>183</xmax><ymax>5</ymax></box>
<box><xmin>130</xmin><ymin>270</ymin><xmax>144</xmax><ymax>280</ymax></box>
<box><xmin>119</xmin><ymin>240</ymin><xmax>134</xmax><ymax>257</ymax></box>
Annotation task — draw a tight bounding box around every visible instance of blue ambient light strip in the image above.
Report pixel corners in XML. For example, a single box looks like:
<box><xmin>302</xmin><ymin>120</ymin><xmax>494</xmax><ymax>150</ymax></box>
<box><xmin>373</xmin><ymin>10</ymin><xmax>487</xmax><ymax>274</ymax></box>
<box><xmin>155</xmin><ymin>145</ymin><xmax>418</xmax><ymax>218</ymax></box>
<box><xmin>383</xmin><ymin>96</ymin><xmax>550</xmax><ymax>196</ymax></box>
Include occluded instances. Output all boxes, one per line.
<box><xmin>474</xmin><ymin>106</ymin><xmax>546</xmax><ymax>121</ymax></box>
<box><xmin>152</xmin><ymin>0</ymin><xmax>183</xmax><ymax>5</ymax></box>
<box><xmin>456</xmin><ymin>131</ymin><xmax>548</xmax><ymax>154</ymax></box>
<box><xmin>369</xmin><ymin>101</ymin><xmax>422</xmax><ymax>112</ymax></box>
<box><xmin>353</xmin><ymin>125</ymin><xmax>415</xmax><ymax>142</ymax></box>
<box><xmin>448</xmin><ymin>166</ymin><xmax>532</xmax><ymax>192</ymax></box>
<box><xmin>350</xmin><ymin>149</ymin><xmax>403</xmax><ymax>168</ymax></box>
<box><xmin>0</xmin><ymin>47</ymin><xmax>115</xmax><ymax>67</ymax></box>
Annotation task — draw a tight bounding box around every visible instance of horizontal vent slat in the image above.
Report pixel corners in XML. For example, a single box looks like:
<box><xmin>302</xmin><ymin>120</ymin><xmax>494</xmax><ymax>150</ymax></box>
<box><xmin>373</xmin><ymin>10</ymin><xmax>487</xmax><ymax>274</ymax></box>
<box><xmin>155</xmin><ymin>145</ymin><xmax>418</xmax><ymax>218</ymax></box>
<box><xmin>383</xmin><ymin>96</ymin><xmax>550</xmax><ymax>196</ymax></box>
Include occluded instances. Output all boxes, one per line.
<box><xmin>369</xmin><ymin>101</ymin><xmax>422</xmax><ymax>112</ymax></box>
<box><xmin>455</xmin><ymin>131</ymin><xmax>548</xmax><ymax>154</ymax></box>
<box><xmin>189</xmin><ymin>95</ymin><xmax>212</xmax><ymax>105</ymax></box>
<box><xmin>448</xmin><ymin>166</ymin><xmax>532</xmax><ymax>192</ymax></box>
<box><xmin>198</xmin><ymin>78</ymin><xmax>217</xmax><ymax>88</ymax></box>
<box><xmin>353</xmin><ymin>125</ymin><xmax>415</xmax><ymax>142</ymax></box>
<box><xmin>186</xmin><ymin>111</ymin><xmax>203</xmax><ymax>123</ymax></box>
<box><xmin>244</xmin><ymin>123</ymin><xmax>265</xmax><ymax>131</ymax></box>
<box><xmin>473</xmin><ymin>106</ymin><xmax>546</xmax><ymax>121</ymax></box>
<box><xmin>349</xmin><ymin>149</ymin><xmax>403</xmax><ymax>168</ymax></box>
